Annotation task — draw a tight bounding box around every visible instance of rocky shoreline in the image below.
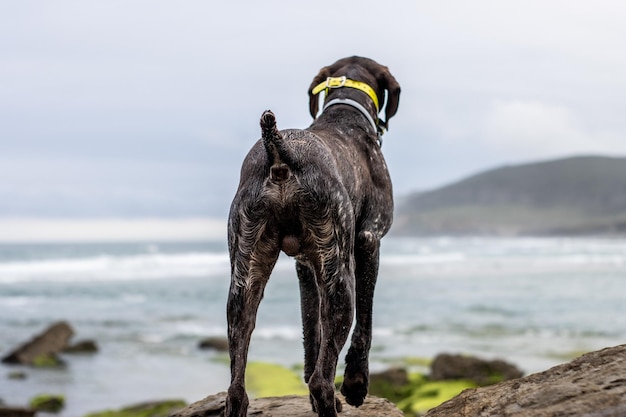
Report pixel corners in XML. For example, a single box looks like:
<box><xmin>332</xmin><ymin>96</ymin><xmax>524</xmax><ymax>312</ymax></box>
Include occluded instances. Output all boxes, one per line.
<box><xmin>168</xmin><ymin>345</ymin><xmax>626</xmax><ymax>417</ymax></box>
<box><xmin>423</xmin><ymin>344</ymin><xmax>626</xmax><ymax>417</ymax></box>
<box><xmin>3</xmin><ymin>322</ymin><xmax>626</xmax><ymax>416</ymax></box>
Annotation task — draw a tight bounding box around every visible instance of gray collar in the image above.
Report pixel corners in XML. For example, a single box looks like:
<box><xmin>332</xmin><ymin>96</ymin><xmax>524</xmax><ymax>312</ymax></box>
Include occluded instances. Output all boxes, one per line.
<box><xmin>323</xmin><ymin>98</ymin><xmax>378</xmax><ymax>135</ymax></box>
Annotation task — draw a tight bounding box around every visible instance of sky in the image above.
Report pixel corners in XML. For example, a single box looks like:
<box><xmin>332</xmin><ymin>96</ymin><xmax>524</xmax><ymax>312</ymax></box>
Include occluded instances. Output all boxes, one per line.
<box><xmin>2</xmin><ymin>1</ymin><xmax>626</xmax><ymax>240</ymax></box>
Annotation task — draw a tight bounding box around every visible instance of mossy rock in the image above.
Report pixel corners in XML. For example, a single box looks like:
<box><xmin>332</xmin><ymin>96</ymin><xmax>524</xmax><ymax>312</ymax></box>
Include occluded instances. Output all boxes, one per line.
<box><xmin>367</xmin><ymin>369</ymin><xmax>476</xmax><ymax>416</ymax></box>
<box><xmin>368</xmin><ymin>368</ymin><xmax>413</xmax><ymax>404</ymax></box>
<box><xmin>245</xmin><ymin>362</ymin><xmax>309</xmax><ymax>398</ymax></box>
<box><xmin>84</xmin><ymin>400</ymin><xmax>186</xmax><ymax>417</ymax></box>
<box><xmin>63</xmin><ymin>339</ymin><xmax>99</xmax><ymax>354</ymax></box>
<box><xmin>430</xmin><ymin>353</ymin><xmax>523</xmax><ymax>386</ymax></box>
<box><xmin>396</xmin><ymin>378</ymin><xmax>476</xmax><ymax>415</ymax></box>
<box><xmin>239</xmin><ymin>361</ymin><xmax>476</xmax><ymax>415</ymax></box>
<box><xmin>8</xmin><ymin>370</ymin><xmax>28</xmax><ymax>380</ymax></box>
<box><xmin>32</xmin><ymin>353</ymin><xmax>65</xmax><ymax>367</ymax></box>
<box><xmin>198</xmin><ymin>337</ymin><xmax>228</xmax><ymax>352</ymax></box>
<box><xmin>30</xmin><ymin>394</ymin><xmax>65</xmax><ymax>413</ymax></box>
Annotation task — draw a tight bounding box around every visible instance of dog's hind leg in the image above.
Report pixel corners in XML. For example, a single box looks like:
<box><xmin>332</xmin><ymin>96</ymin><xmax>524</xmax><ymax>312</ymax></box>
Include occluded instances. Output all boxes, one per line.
<box><xmin>296</xmin><ymin>261</ymin><xmax>321</xmax><ymax>385</ymax></box>
<box><xmin>341</xmin><ymin>230</ymin><xmax>380</xmax><ymax>407</ymax></box>
<box><xmin>298</xmin><ymin>261</ymin><xmax>345</xmax><ymax>414</ymax></box>
<box><xmin>308</xmin><ymin>262</ymin><xmax>354</xmax><ymax>417</ymax></box>
<box><xmin>225</xmin><ymin>213</ymin><xmax>280</xmax><ymax>417</ymax></box>
<box><xmin>305</xmin><ymin>218</ymin><xmax>355</xmax><ymax>417</ymax></box>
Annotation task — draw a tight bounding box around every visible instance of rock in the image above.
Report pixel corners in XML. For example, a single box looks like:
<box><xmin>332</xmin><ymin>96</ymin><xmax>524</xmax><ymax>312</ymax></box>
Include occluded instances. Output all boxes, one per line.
<box><xmin>368</xmin><ymin>367</ymin><xmax>410</xmax><ymax>404</ymax></box>
<box><xmin>371</xmin><ymin>367</ymin><xmax>409</xmax><ymax>387</ymax></box>
<box><xmin>423</xmin><ymin>344</ymin><xmax>626</xmax><ymax>417</ymax></box>
<box><xmin>0</xmin><ymin>406</ymin><xmax>36</xmax><ymax>417</ymax></box>
<box><xmin>169</xmin><ymin>392</ymin><xmax>404</xmax><ymax>417</ymax></box>
<box><xmin>168</xmin><ymin>394</ymin><xmax>224</xmax><ymax>417</ymax></box>
<box><xmin>85</xmin><ymin>399</ymin><xmax>187</xmax><ymax>417</ymax></box>
<box><xmin>63</xmin><ymin>339</ymin><xmax>99</xmax><ymax>354</ymax></box>
<box><xmin>430</xmin><ymin>353</ymin><xmax>523</xmax><ymax>386</ymax></box>
<box><xmin>29</xmin><ymin>394</ymin><xmax>64</xmax><ymax>413</ymax></box>
<box><xmin>2</xmin><ymin>321</ymin><xmax>74</xmax><ymax>366</ymax></box>
<box><xmin>7</xmin><ymin>371</ymin><xmax>27</xmax><ymax>380</ymax></box>
<box><xmin>197</xmin><ymin>337</ymin><xmax>228</xmax><ymax>352</ymax></box>
<box><xmin>33</xmin><ymin>352</ymin><xmax>66</xmax><ymax>367</ymax></box>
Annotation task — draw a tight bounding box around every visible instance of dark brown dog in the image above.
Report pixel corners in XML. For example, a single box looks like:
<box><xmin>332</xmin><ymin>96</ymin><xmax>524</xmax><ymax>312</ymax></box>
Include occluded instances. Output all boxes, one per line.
<box><xmin>225</xmin><ymin>56</ymin><xmax>400</xmax><ymax>417</ymax></box>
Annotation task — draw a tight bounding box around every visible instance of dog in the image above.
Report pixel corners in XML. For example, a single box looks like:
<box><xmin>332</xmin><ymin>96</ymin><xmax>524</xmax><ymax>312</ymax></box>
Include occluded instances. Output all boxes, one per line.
<box><xmin>225</xmin><ymin>56</ymin><xmax>400</xmax><ymax>417</ymax></box>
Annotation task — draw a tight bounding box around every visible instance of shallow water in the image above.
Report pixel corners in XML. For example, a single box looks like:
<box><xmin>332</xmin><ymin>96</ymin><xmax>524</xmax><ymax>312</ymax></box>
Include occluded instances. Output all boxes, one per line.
<box><xmin>1</xmin><ymin>237</ymin><xmax>625</xmax><ymax>416</ymax></box>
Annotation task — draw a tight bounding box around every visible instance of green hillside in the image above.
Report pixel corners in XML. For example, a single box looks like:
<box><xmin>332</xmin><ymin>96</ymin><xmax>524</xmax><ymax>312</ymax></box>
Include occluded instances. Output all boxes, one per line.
<box><xmin>394</xmin><ymin>156</ymin><xmax>626</xmax><ymax>236</ymax></box>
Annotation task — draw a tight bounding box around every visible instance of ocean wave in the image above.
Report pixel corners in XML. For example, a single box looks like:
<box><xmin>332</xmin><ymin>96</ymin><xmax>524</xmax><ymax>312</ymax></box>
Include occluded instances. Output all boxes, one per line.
<box><xmin>1</xmin><ymin>237</ymin><xmax>624</xmax><ymax>283</ymax></box>
<box><xmin>0</xmin><ymin>252</ymin><xmax>230</xmax><ymax>283</ymax></box>
<box><xmin>381</xmin><ymin>252</ymin><xmax>467</xmax><ymax>265</ymax></box>
<box><xmin>1</xmin><ymin>295</ymin><xmax>43</xmax><ymax>307</ymax></box>
<box><xmin>253</xmin><ymin>325</ymin><xmax>302</xmax><ymax>341</ymax></box>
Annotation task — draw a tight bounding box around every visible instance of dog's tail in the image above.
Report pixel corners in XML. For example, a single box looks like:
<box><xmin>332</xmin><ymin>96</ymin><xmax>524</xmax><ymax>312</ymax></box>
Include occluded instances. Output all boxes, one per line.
<box><xmin>261</xmin><ymin>110</ymin><xmax>293</xmax><ymax>182</ymax></box>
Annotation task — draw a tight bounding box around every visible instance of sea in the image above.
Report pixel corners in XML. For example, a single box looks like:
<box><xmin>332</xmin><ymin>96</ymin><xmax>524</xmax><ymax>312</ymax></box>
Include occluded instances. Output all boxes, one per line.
<box><xmin>1</xmin><ymin>237</ymin><xmax>625</xmax><ymax>416</ymax></box>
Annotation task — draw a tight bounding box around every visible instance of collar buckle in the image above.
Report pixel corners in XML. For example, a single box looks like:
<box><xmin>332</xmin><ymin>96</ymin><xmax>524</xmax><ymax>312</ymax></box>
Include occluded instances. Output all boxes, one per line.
<box><xmin>325</xmin><ymin>76</ymin><xmax>347</xmax><ymax>89</ymax></box>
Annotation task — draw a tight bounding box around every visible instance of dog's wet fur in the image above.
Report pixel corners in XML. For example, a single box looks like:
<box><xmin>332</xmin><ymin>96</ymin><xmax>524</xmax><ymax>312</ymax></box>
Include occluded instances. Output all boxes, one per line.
<box><xmin>225</xmin><ymin>56</ymin><xmax>401</xmax><ymax>417</ymax></box>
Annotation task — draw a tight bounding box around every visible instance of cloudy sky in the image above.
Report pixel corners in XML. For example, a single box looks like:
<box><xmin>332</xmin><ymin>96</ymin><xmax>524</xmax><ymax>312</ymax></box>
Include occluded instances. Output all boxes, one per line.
<box><xmin>2</xmin><ymin>1</ymin><xmax>626</xmax><ymax>239</ymax></box>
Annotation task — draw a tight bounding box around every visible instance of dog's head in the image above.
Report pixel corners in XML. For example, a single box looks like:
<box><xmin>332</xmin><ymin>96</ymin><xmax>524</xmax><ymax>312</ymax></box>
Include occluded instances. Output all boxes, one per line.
<box><xmin>308</xmin><ymin>56</ymin><xmax>401</xmax><ymax>131</ymax></box>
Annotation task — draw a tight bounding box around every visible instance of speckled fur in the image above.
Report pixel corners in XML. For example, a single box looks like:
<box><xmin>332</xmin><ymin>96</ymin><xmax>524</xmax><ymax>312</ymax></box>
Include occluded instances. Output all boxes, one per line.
<box><xmin>225</xmin><ymin>56</ymin><xmax>401</xmax><ymax>417</ymax></box>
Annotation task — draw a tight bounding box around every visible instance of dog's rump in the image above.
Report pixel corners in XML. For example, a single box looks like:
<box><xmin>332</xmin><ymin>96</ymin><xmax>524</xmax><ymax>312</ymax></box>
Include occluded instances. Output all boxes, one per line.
<box><xmin>229</xmin><ymin>118</ymin><xmax>357</xmax><ymax>273</ymax></box>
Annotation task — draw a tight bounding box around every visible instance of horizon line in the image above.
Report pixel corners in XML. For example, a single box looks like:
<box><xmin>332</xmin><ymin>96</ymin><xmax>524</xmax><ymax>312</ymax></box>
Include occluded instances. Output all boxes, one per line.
<box><xmin>0</xmin><ymin>217</ymin><xmax>228</xmax><ymax>243</ymax></box>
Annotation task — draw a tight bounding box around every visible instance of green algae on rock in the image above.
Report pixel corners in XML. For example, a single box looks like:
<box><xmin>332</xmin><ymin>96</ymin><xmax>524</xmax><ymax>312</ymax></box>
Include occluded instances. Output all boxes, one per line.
<box><xmin>83</xmin><ymin>400</ymin><xmax>187</xmax><ymax>417</ymax></box>
<box><xmin>395</xmin><ymin>379</ymin><xmax>476</xmax><ymax>415</ymax></box>
<box><xmin>29</xmin><ymin>394</ymin><xmax>65</xmax><ymax>413</ymax></box>
<box><xmin>32</xmin><ymin>353</ymin><xmax>65</xmax><ymax>368</ymax></box>
<box><xmin>245</xmin><ymin>362</ymin><xmax>309</xmax><ymax>398</ymax></box>
<box><xmin>368</xmin><ymin>370</ymin><xmax>476</xmax><ymax>415</ymax></box>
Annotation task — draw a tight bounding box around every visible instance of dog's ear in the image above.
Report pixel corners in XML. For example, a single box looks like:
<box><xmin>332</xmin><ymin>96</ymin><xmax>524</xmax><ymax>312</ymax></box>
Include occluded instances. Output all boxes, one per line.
<box><xmin>308</xmin><ymin>66</ymin><xmax>330</xmax><ymax>119</ymax></box>
<box><xmin>378</xmin><ymin>67</ymin><xmax>401</xmax><ymax>130</ymax></box>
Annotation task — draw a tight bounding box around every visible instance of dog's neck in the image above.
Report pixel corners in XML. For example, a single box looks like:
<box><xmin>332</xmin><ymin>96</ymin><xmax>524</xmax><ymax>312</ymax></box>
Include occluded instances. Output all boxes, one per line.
<box><xmin>323</xmin><ymin>98</ymin><xmax>378</xmax><ymax>134</ymax></box>
<box><xmin>316</xmin><ymin>99</ymin><xmax>385</xmax><ymax>146</ymax></box>
<box><xmin>319</xmin><ymin>95</ymin><xmax>385</xmax><ymax>146</ymax></box>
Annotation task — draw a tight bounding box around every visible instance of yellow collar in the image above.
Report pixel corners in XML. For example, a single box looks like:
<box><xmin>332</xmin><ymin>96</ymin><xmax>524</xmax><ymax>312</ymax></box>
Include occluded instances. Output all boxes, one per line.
<box><xmin>311</xmin><ymin>76</ymin><xmax>379</xmax><ymax>112</ymax></box>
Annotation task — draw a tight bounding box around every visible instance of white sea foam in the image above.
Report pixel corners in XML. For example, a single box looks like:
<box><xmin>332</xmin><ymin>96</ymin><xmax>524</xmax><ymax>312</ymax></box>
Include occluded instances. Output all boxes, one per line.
<box><xmin>0</xmin><ymin>252</ymin><xmax>230</xmax><ymax>283</ymax></box>
<box><xmin>381</xmin><ymin>252</ymin><xmax>467</xmax><ymax>265</ymax></box>
<box><xmin>3</xmin><ymin>296</ymin><xmax>41</xmax><ymax>307</ymax></box>
<box><xmin>1</xmin><ymin>237</ymin><xmax>624</xmax><ymax>284</ymax></box>
<box><xmin>254</xmin><ymin>325</ymin><xmax>302</xmax><ymax>340</ymax></box>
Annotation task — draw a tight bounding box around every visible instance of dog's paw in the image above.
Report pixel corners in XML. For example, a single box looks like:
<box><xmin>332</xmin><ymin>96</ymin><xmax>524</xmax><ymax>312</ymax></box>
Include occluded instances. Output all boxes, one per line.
<box><xmin>311</xmin><ymin>395</ymin><xmax>342</xmax><ymax>413</ymax></box>
<box><xmin>225</xmin><ymin>385</ymin><xmax>249</xmax><ymax>417</ymax></box>
<box><xmin>309</xmin><ymin>394</ymin><xmax>342</xmax><ymax>416</ymax></box>
<box><xmin>309</xmin><ymin>379</ymin><xmax>343</xmax><ymax>417</ymax></box>
<box><xmin>340</xmin><ymin>372</ymin><xmax>368</xmax><ymax>407</ymax></box>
